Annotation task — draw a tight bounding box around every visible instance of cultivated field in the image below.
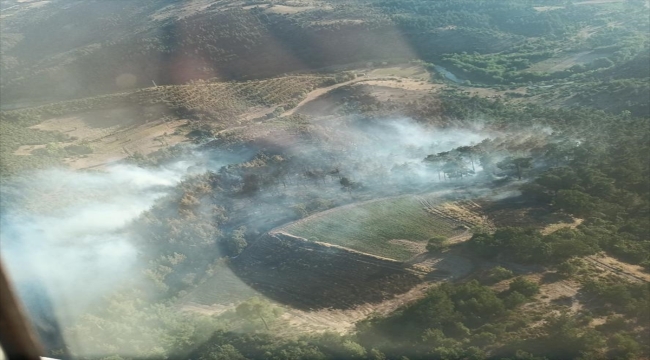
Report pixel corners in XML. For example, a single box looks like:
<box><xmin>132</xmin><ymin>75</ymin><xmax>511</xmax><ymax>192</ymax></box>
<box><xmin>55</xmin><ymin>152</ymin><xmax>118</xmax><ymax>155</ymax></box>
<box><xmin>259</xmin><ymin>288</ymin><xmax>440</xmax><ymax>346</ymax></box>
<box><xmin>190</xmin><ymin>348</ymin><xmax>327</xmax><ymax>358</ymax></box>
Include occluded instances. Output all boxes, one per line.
<box><xmin>278</xmin><ymin>193</ymin><xmax>468</xmax><ymax>261</ymax></box>
<box><xmin>1</xmin><ymin>74</ymin><xmax>337</xmax><ymax>170</ymax></box>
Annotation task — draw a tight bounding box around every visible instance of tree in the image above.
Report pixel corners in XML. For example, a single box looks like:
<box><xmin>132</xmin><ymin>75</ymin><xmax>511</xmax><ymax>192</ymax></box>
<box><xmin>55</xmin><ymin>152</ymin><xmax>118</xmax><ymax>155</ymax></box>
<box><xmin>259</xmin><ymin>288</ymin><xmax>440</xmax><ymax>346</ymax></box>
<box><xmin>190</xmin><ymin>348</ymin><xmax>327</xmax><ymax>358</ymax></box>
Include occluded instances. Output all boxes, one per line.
<box><xmin>443</xmin><ymin>157</ymin><xmax>471</xmax><ymax>180</ymax></box>
<box><xmin>553</xmin><ymin>190</ymin><xmax>599</xmax><ymax>217</ymax></box>
<box><xmin>497</xmin><ymin>156</ymin><xmax>533</xmax><ymax>180</ymax></box>
<box><xmin>508</xmin><ymin>277</ymin><xmax>539</xmax><ymax>298</ymax></box>
<box><xmin>556</xmin><ymin>260</ymin><xmax>579</xmax><ymax>278</ymax></box>
<box><xmin>236</xmin><ymin>297</ymin><xmax>282</xmax><ymax>330</ymax></box>
<box><xmin>503</xmin><ymin>291</ymin><xmax>528</xmax><ymax>309</ymax></box>
<box><xmin>457</xmin><ymin>146</ymin><xmax>477</xmax><ymax>172</ymax></box>
<box><xmin>225</xmin><ymin>226</ymin><xmax>248</xmax><ymax>256</ymax></box>
<box><xmin>242</xmin><ymin>173</ymin><xmax>260</xmax><ymax>194</ymax></box>
<box><xmin>486</xmin><ymin>266</ymin><xmax>514</xmax><ymax>283</ymax></box>
<box><xmin>340</xmin><ymin>177</ymin><xmax>352</xmax><ymax>193</ymax></box>
<box><xmin>199</xmin><ymin>344</ymin><xmax>246</xmax><ymax>360</ymax></box>
<box><xmin>427</xmin><ymin>236</ymin><xmax>448</xmax><ymax>253</ymax></box>
<box><xmin>339</xmin><ymin>177</ymin><xmax>362</xmax><ymax>193</ymax></box>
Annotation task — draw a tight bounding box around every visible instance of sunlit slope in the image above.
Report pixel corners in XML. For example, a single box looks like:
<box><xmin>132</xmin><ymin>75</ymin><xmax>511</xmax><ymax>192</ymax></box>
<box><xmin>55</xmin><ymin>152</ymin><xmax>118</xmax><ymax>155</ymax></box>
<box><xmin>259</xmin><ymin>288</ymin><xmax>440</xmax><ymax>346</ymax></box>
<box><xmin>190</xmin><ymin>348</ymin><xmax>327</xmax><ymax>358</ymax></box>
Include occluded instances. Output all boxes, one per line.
<box><xmin>277</xmin><ymin>194</ymin><xmax>465</xmax><ymax>261</ymax></box>
<box><xmin>0</xmin><ymin>74</ymin><xmax>336</xmax><ymax>173</ymax></box>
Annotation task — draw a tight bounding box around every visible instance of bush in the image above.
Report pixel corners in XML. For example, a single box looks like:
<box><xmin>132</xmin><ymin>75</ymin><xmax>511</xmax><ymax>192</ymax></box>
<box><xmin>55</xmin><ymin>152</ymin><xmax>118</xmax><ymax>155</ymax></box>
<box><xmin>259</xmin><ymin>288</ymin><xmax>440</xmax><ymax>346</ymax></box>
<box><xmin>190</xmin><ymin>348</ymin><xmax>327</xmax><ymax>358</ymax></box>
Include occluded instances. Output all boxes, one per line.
<box><xmin>508</xmin><ymin>277</ymin><xmax>540</xmax><ymax>298</ymax></box>
<box><xmin>426</xmin><ymin>236</ymin><xmax>448</xmax><ymax>253</ymax></box>
<box><xmin>64</xmin><ymin>144</ymin><xmax>93</xmax><ymax>155</ymax></box>
<box><xmin>503</xmin><ymin>291</ymin><xmax>528</xmax><ymax>309</ymax></box>
<box><xmin>487</xmin><ymin>266</ymin><xmax>514</xmax><ymax>283</ymax></box>
<box><xmin>224</xmin><ymin>226</ymin><xmax>248</xmax><ymax>256</ymax></box>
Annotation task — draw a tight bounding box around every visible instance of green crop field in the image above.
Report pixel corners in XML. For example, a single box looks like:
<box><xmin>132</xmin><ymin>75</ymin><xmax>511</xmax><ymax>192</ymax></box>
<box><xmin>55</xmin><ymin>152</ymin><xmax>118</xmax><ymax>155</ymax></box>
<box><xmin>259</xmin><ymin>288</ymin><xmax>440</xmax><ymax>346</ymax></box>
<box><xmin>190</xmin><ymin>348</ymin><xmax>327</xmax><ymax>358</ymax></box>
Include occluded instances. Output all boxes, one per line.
<box><xmin>279</xmin><ymin>195</ymin><xmax>462</xmax><ymax>261</ymax></box>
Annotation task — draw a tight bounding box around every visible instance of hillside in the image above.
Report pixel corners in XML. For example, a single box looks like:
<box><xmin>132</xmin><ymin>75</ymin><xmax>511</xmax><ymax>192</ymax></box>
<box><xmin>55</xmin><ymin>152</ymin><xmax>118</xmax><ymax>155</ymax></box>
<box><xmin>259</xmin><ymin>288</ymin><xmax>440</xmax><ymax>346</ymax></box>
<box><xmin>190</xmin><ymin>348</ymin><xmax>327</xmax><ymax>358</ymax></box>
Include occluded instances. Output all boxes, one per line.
<box><xmin>0</xmin><ymin>1</ymin><xmax>649</xmax><ymax>360</ymax></box>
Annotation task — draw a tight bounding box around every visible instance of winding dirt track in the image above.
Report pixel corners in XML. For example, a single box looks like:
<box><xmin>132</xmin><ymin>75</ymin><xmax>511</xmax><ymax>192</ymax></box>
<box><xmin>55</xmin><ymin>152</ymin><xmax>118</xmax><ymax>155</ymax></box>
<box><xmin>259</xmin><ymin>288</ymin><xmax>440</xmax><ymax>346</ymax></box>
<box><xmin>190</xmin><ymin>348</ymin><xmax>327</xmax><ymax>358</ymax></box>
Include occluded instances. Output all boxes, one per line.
<box><xmin>281</xmin><ymin>78</ymin><xmax>363</xmax><ymax>117</ymax></box>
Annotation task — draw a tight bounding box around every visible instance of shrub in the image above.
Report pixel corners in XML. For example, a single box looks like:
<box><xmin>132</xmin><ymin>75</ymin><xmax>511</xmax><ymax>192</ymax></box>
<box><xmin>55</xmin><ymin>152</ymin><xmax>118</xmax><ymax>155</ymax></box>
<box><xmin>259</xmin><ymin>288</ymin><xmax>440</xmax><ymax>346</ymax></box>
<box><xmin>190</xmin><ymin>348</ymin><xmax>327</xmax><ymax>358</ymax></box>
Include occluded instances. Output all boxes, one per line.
<box><xmin>508</xmin><ymin>277</ymin><xmax>540</xmax><ymax>298</ymax></box>
<box><xmin>426</xmin><ymin>236</ymin><xmax>448</xmax><ymax>253</ymax></box>
<box><xmin>487</xmin><ymin>266</ymin><xmax>514</xmax><ymax>283</ymax></box>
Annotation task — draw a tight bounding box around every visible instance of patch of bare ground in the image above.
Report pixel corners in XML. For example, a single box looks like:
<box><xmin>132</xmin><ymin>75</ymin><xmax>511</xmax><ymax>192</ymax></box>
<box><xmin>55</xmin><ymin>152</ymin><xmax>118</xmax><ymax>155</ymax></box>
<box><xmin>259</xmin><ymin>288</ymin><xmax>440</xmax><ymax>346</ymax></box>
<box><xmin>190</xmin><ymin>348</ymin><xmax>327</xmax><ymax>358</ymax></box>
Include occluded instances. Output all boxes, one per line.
<box><xmin>282</xmin><ymin>64</ymin><xmax>433</xmax><ymax>117</ymax></box>
<box><xmin>540</xmin><ymin>217</ymin><xmax>584</xmax><ymax>235</ymax></box>
<box><xmin>585</xmin><ymin>253</ymin><xmax>650</xmax><ymax>283</ymax></box>
<box><xmin>265</xmin><ymin>4</ymin><xmax>316</xmax><ymax>14</ymax></box>
<box><xmin>533</xmin><ymin>6</ymin><xmax>565</xmax><ymax>11</ymax></box>
<box><xmin>539</xmin><ymin>279</ymin><xmax>582</xmax><ymax>312</ymax></box>
<box><xmin>576</xmin><ymin>25</ymin><xmax>604</xmax><ymax>39</ymax></box>
<box><xmin>362</xmin><ymin>79</ymin><xmax>435</xmax><ymax>93</ymax></box>
<box><xmin>28</xmin><ymin>105</ymin><xmax>189</xmax><ymax>169</ymax></box>
<box><xmin>64</xmin><ymin>119</ymin><xmax>189</xmax><ymax>170</ymax></box>
<box><xmin>13</xmin><ymin>144</ymin><xmax>45</xmax><ymax>155</ymax></box>
<box><xmin>427</xmin><ymin>200</ymin><xmax>495</xmax><ymax>231</ymax></box>
<box><xmin>494</xmin><ymin>273</ymin><xmax>583</xmax><ymax>318</ymax></box>
<box><xmin>367</xmin><ymin>65</ymin><xmax>431</xmax><ymax>80</ymax></box>
<box><xmin>312</xmin><ymin>19</ymin><xmax>363</xmax><ymax>26</ymax></box>
<box><xmin>277</xmin><ymin>282</ymin><xmax>434</xmax><ymax>335</ymax></box>
<box><xmin>150</xmin><ymin>0</ymin><xmax>245</xmax><ymax>20</ymax></box>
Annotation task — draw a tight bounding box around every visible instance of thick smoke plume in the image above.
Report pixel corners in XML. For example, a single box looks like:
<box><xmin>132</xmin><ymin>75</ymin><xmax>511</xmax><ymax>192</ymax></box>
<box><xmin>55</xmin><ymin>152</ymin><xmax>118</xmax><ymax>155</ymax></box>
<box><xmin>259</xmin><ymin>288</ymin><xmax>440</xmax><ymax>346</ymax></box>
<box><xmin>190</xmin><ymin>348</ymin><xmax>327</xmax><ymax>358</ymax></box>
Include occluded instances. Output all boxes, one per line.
<box><xmin>0</xmin><ymin>154</ymin><xmax>217</xmax><ymax>321</ymax></box>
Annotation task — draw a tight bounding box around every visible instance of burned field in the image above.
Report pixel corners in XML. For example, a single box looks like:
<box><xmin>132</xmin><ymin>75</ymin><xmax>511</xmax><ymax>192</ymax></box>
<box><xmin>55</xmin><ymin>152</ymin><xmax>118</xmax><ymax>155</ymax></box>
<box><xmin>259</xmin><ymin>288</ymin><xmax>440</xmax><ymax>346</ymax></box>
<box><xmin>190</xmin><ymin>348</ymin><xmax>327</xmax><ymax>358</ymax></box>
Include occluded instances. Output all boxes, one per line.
<box><xmin>231</xmin><ymin>232</ymin><xmax>423</xmax><ymax>311</ymax></box>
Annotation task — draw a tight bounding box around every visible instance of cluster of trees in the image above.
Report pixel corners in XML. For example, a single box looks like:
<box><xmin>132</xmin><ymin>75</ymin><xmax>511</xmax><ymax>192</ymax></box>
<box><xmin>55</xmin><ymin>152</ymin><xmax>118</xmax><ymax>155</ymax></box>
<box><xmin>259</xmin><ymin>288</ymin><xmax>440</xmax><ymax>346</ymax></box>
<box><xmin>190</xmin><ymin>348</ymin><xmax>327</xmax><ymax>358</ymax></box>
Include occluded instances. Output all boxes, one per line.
<box><xmin>0</xmin><ymin>111</ymin><xmax>71</xmax><ymax>175</ymax></box>
<box><xmin>468</xmin><ymin>227</ymin><xmax>599</xmax><ymax>265</ymax></box>
<box><xmin>519</xmin><ymin>138</ymin><xmax>649</xmax><ymax>268</ymax></box>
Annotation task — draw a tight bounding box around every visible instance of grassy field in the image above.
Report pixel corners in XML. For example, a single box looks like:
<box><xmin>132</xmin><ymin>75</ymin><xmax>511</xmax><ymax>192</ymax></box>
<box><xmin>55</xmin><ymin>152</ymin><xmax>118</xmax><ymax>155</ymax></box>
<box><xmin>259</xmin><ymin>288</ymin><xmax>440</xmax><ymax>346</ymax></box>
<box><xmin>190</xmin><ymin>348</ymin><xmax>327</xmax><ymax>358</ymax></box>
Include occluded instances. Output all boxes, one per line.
<box><xmin>279</xmin><ymin>194</ymin><xmax>463</xmax><ymax>261</ymax></box>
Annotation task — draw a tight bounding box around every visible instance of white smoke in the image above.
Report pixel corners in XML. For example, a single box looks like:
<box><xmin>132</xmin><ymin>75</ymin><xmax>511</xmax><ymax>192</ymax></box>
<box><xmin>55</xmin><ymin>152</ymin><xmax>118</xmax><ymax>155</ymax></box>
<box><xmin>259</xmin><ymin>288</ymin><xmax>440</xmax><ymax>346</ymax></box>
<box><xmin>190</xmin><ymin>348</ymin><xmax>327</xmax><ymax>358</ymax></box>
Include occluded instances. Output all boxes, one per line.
<box><xmin>0</xmin><ymin>158</ymin><xmax>206</xmax><ymax>320</ymax></box>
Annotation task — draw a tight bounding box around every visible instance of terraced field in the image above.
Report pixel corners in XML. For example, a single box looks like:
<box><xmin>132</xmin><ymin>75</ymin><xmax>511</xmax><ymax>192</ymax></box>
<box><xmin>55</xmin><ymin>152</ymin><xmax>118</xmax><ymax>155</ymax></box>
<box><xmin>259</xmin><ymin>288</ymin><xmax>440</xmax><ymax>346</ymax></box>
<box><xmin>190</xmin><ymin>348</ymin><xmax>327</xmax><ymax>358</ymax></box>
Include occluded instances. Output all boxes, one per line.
<box><xmin>277</xmin><ymin>193</ymin><xmax>466</xmax><ymax>261</ymax></box>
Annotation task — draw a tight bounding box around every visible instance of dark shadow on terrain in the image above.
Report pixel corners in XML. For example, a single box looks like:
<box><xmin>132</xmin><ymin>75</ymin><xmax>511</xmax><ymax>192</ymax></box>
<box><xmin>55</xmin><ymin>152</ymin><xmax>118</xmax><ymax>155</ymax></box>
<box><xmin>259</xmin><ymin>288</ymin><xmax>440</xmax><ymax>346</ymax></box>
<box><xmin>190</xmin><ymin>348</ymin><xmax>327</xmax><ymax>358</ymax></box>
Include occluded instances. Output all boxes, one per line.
<box><xmin>230</xmin><ymin>233</ymin><xmax>422</xmax><ymax>310</ymax></box>
<box><xmin>541</xmin><ymin>272</ymin><xmax>564</xmax><ymax>284</ymax></box>
<box><xmin>478</xmin><ymin>195</ymin><xmax>573</xmax><ymax>229</ymax></box>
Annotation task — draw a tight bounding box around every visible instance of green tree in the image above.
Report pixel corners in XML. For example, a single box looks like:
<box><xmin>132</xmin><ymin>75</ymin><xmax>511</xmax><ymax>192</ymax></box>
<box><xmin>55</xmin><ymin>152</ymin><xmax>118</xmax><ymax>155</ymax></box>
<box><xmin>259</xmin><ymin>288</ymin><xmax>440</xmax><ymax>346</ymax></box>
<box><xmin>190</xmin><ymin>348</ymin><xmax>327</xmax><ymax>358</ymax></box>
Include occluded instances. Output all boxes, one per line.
<box><xmin>497</xmin><ymin>157</ymin><xmax>533</xmax><ymax>180</ymax></box>
<box><xmin>486</xmin><ymin>266</ymin><xmax>514</xmax><ymax>283</ymax></box>
<box><xmin>225</xmin><ymin>226</ymin><xmax>248</xmax><ymax>256</ymax></box>
<box><xmin>199</xmin><ymin>344</ymin><xmax>246</xmax><ymax>360</ymax></box>
<box><xmin>508</xmin><ymin>277</ymin><xmax>540</xmax><ymax>298</ymax></box>
<box><xmin>427</xmin><ymin>236</ymin><xmax>448</xmax><ymax>253</ymax></box>
<box><xmin>236</xmin><ymin>297</ymin><xmax>282</xmax><ymax>331</ymax></box>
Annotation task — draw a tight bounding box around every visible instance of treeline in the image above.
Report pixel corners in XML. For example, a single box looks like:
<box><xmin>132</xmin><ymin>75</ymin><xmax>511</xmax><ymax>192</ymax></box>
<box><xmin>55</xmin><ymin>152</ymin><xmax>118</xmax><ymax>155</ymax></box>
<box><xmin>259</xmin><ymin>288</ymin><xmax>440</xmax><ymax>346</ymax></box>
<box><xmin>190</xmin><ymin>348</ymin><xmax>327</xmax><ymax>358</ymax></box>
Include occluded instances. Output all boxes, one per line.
<box><xmin>64</xmin><ymin>278</ymin><xmax>647</xmax><ymax>359</ymax></box>
<box><xmin>429</xmin><ymin>91</ymin><xmax>649</xmax><ymax>268</ymax></box>
<box><xmin>2</xmin><ymin>0</ymin><xmax>609</xmax><ymax>101</ymax></box>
